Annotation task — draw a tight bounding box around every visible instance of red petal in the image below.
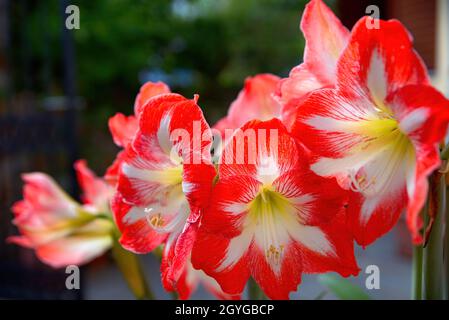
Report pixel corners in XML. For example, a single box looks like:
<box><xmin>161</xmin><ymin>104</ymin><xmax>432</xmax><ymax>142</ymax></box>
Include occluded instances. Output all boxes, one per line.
<box><xmin>219</xmin><ymin>118</ymin><xmax>307</xmax><ymax>180</ymax></box>
<box><xmin>277</xmin><ymin>0</ymin><xmax>349</xmax><ymax>125</ymax></box>
<box><xmin>338</xmin><ymin>17</ymin><xmax>429</xmax><ymax>102</ymax></box>
<box><xmin>248</xmin><ymin>244</ymin><xmax>302</xmax><ymax>299</ymax></box>
<box><xmin>278</xmin><ymin>64</ymin><xmax>327</xmax><ymax>129</ymax></box>
<box><xmin>17</xmin><ymin>173</ymin><xmax>78</xmax><ymax>225</ymax></box>
<box><xmin>171</xmin><ymin>266</ymin><xmax>197</xmax><ymax>300</ymax></box>
<box><xmin>74</xmin><ymin>159</ymin><xmax>111</xmax><ymax>212</ymax></box>
<box><xmin>298</xmin><ymin>211</ymin><xmax>359</xmax><ymax>276</ymax></box>
<box><xmin>7</xmin><ymin>235</ymin><xmax>33</xmax><ymax>248</ymax></box>
<box><xmin>166</xmin><ymin>256</ymin><xmax>241</xmax><ymax>300</ymax></box>
<box><xmin>108</xmin><ymin>113</ymin><xmax>138</xmax><ymax>148</ymax></box>
<box><xmin>407</xmin><ymin>144</ymin><xmax>442</xmax><ymax>244</ymax></box>
<box><xmin>134</xmin><ymin>81</ymin><xmax>171</xmax><ymax>116</ymax></box>
<box><xmin>300</xmin><ymin>0</ymin><xmax>349</xmax><ymax>85</ymax></box>
<box><xmin>291</xmin><ymin>88</ymin><xmax>369</xmax><ymax>161</ymax></box>
<box><xmin>134</xmin><ymin>93</ymin><xmax>212</xmax><ymax>166</ymax></box>
<box><xmin>112</xmin><ymin>192</ymin><xmax>166</xmax><ymax>254</ymax></box>
<box><xmin>161</xmin><ymin>222</ymin><xmax>199</xmax><ymax>290</ymax></box>
<box><xmin>104</xmin><ymin>150</ymin><xmax>125</xmax><ymax>186</ymax></box>
<box><xmin>348</xmin><ymin>189</ymin><xmax>407</xmax><ymax>247</ymax></box>
<box><xmin>116</xmin><ymin>145</ymin><xmax>167</xmax><ymax>207</ymax></box>
<box><xmin>183</xmin><ymin>163</ymin><xmax>217</xmax><ymax>214</ymax></box>
<box><xmin>201</xmin><ymin>175</ymin><xmax>261</xmax><ymax>237</ymax></box>
<box><xmin>191</xmin><ymin>229</ymin><xmax>251</xmax><ymax>296</ymax></box>
<box><xmin>388</xmin><ymin>85</ymin><xmax>449</xmax><ymax>146</ymax></box>
<box><xmin>35</xmin><ymin>234</ymin><xmax>112</xmax><ymax>268</ymax></box>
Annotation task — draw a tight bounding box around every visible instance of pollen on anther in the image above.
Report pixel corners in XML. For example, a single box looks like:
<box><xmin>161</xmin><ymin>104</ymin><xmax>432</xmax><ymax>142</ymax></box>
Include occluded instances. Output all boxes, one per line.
<box><xmin>266</xmin><ymin>244</ymin><xmax>285</xmax><ymax>265</ymax></box>
<box><xmin>148</xmin><ymin>213</ymin><xmax>164</xmax><ymax>228</ymax></box>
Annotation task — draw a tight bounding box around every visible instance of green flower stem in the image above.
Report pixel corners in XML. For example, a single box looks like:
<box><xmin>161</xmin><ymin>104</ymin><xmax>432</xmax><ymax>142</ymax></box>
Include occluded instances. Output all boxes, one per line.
<box><xmin>441</xmin><ymin>144</ymin><xmax>449</xmax><ymax>161</ymax></box>
<box><xmin>411</xmin><ymin>244</ymin><xmax>423</xmax><ymax>300</ymax></box>
<box><xmin>111</xmin><ymin>239</ymin><xmax>154</xmax><ymax>300</ymax></box>
<box><xmin>248</xmin><ymin>278</ymin><xmax>267</xmax><ymax>300</ymax></box>
<box><xmin>422</xmin><ymin>174</ymin><xmax>445</xmax><ymax>300</ymax></box>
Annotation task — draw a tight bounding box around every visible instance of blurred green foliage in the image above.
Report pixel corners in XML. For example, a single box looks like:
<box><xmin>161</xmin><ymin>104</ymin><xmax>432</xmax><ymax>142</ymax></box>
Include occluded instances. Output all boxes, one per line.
<box><xmin>12</xmin><ymin>0</ymin><xmax>313</xmax><ymax>171</ymax></box>
<box><xmin>73</xmin><ymin>0</ymin><xmax>307</xmax><ymax>114</ymax></box>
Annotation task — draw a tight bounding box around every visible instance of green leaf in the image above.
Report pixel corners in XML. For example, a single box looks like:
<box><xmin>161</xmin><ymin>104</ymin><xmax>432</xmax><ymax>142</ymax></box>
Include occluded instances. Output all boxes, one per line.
<box><xmin>317</xmin><ymin>274</ymin><xmax>371</xmax><ymax>300</ymax></box>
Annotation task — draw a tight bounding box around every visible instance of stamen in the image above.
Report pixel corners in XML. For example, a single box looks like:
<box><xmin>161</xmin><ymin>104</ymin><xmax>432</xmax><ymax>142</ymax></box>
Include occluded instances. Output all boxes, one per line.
<box><xmin>373</xmin><ymin>103</ymin><xmax>394</xmax><ymax>119</ymax></box>
<box><xmin>349</xmin><ymin>172</ymin><xmax>377</xmax><ymax>193</ymax></box>
<box><xmin>349</xmin><ymin>133</ymin><xmax>413</xmax><ymax>198</ymax></box>
<box><xmin>147</xmin><ymin>204</ymin><xmax>190</xmax><ymax>234</ymax></box>
<box><xmin>248</xmin><ymin>186</ymin><xmax>293</xmax><ymax>272</ymax></box>
<box><xmin>148</xmin><ymin>213</ymin><xmax>164</xmax><ymax>228</ymax></box>
<box><xmin>266</xmin><ymin>244</ymin><xmax>285</xmax><ymax>266</ymax></box>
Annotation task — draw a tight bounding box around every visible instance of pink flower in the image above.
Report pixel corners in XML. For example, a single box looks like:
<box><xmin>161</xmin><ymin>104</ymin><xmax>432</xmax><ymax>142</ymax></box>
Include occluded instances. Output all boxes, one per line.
<box><xmin>9</xmin><ymin>161</ymin><xmax>114</xmax><ymax>268</ymax></box>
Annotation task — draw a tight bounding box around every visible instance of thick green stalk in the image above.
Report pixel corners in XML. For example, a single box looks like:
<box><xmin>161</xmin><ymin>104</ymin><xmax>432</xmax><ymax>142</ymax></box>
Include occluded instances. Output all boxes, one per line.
<box><xmin>422</xmin><ymin>174</ymin><xmax>445</xmax><ymax>300</ymax></box>
<box><xmin>248</xmin><ymin>278</ymin><xmax>267</xmax><ymax>300</ymax></box>
<box><xmin>111</xmin><ymin>239</ymin><xmax>154</xmax><ymax>300</ymax></box>
<box><xmin>441</xmin><ymin>144</ymin><xmax>449</xmax><ymax>161</ymax></box>
<box><xmin>411</xmin><ymin>244</ymin><xmax>423</xmax><ymax>300</ymax></box>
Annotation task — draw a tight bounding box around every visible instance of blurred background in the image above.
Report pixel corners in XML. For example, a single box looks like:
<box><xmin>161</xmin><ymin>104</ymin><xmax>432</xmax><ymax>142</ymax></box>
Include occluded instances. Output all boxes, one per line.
<box><xmin>0</xmin><ymin>0</ymin><xmax>443</xmax><ymax>299</ymax></box>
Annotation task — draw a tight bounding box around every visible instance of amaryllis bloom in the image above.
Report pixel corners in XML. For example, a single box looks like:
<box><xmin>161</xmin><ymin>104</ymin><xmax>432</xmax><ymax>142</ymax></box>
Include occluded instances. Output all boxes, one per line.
<box><xmin>113</xmin><ymin>93</ymin><xmax>216</xmax><ymax>290</ymax></box>
<box><xmin>292</xmin><ymin>17</ymin><xmax>449</xmax><ymax>246</ymax></box>
<box><xmin>192</xmin><ymin>119</ymin><xmax>358</xmax><ymax>299</ymax></box>
<box><xmin>9</xmin><ymin>160</ymin><xmax>114</xmax><ymax>268</ymax></box>
<box><xmin>106</xmin><ymin>81</ymin><xmax>171</xmax><ymax>184</ymax></box>
<box><xmin>214</xmin><ymin>74</ymin><xmax>281</xmax><ymax>136</ymax></box>
<box><xmin>278</xmin><ymin>0</ymin><xmax>349</xmax><ymax>129</ymax></box>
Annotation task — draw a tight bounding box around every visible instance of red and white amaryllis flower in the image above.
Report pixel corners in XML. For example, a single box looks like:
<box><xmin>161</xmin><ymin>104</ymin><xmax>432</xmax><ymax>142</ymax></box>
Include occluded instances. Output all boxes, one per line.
<box><xmin>106</xmin><ymin>81</ymin><xmax>171</xmax><ymax>184</ymax></box>
<box><xmin>292</xmin><ymin>17</ymin><xmax>449</xmax><ymax>246</ymax></box>
<box><xmin>278</xmin><ymin>0</ymin><xmax>349</xmax><ymax>129</ymax></box>
<box><xmin>192</xmin><ymin>119</ymin><xmax>358</xmax><ymax>299</ymax></box>
<box><xmin>9</xmin><ymin>160</ymin><xmax>114</xmax><ymax>268</ymax></box>
<box><xmin>113</xmin><ymin>93</ymin><xmax>216</xmax><ymax>291</ymax></box>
